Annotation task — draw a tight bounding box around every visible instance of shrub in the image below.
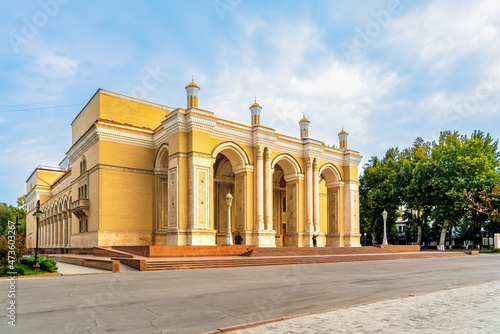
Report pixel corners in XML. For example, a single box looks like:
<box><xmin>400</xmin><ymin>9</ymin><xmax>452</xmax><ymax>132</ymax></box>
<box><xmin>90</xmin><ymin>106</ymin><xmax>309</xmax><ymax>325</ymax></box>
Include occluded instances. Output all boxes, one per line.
<box><xmin>14</xmin><ymin>265</ymin><xmax>24</xmax><ymax>276</ymax></box>
<box><xmin>0</xmin><ymin>265</ymin><xmax>24</xmax><ymax>277</ymax></box>
<box><xmin>39</xmin><ymin>257</ymin><xmax>58</xmax><ymax>273</ymax></box>
<box><xmin>19</xmin><ymin>256</ymin><xmax>57</xmax><ymax>272</ymax></box>
<box><xmin>0</xmin><ymin>234</ymin><xmax>27</xmax><ymax>269</ymax></box>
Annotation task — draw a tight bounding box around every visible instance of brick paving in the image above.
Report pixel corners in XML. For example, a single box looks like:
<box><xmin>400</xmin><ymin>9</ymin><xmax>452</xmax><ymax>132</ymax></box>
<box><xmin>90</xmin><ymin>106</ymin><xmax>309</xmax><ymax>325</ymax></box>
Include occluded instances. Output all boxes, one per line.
<box><xmin>230</xmin><ymin>281</ymin><xmax>500</xmax><ymax>334</ymax></box>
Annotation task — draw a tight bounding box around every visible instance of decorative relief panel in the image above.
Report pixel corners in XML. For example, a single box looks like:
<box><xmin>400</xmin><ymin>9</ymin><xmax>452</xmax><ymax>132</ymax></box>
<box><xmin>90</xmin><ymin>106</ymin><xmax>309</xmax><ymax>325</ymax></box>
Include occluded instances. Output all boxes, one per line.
<box><xmin>235</xmin><ymin>174</ymin><xmax>245</xmax><ymax>230</ymax></box>
<box><xmin>273</xmin><ymin>191</ymin><xmax>279</xmax><ymax>231</ymax></box>
<box><xmin>160</xmin><ymin>177</ymin><xmax>169</xmax><ymax>230</ymax></box>
<box><xmin>351</xmin><ymin>191</ymin><xmax>360</xmax><ymax>233</ymax></box>
<box><xmin>168</xmin><ymin>167</ymin><xmax>178</xmax><ymax>229</ymax></box>
<box><xmin>196</xmin><ymin>168</ymin><xmax>208</xmax><ymax>228</ymax></box>
<box><xmin>218</xmin><ymin>186</ymin><xmax>231</xmax><ymax>232</ymax></box>
<box><xmin>328</xmin><ymin>188</ymin><xmax>339</xmax><ymax>234</ymax></box>
<box><xmin>286</xmin><ymin>182</ymin><xmax>298</xmax><ymax>232</ymax></box>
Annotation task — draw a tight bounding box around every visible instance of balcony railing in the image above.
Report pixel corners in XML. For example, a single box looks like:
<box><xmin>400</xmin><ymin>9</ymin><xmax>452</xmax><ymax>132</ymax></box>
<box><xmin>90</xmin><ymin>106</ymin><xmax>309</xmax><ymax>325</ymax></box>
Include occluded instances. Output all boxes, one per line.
<box><xmin>70</xmin><ymin>199</ymin><xmax>89</xmax><ymax>219</ymax></box>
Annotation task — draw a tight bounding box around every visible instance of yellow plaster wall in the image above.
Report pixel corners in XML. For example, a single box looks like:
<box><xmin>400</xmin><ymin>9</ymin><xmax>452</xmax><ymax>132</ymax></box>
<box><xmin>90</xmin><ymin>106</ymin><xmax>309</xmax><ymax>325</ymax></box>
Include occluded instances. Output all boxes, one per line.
<box><xmin>72</xmin><ymin>94</ymin><xmax>100</xmax><ymax>144</ymax></box>
<box><xmin>99</xmin><ymin>94</ymin><xmax>166</xmax><ymax>130</ymax></box>
<box><xmin>343</xmin><ymin>165</ymin><xmax>359</xmax><ymax>181</ymax></box>
<box><xmin>100</xmin><ymin>169</ymin><xmax>154</xmax><ymax>231</ymax></box>
<box><xmin>88</xmin><ymin>171</ymin><xmax>99</xmax><ymax>231</ymax></box>
<box><xmin>190</xmin><ymin>131</ymin><xmax>211</xmax><ymax>152</ymax></box>
<box><xmin>83</xmin><ymin>141</ymin><xmax>99</xmax><ymax>171</ymax></box>
<box><xmin>177</xmin><ymin>157</ymin><xmax>188</xmax><ymax>230</ymax></box>
<box><xmin>37</xmin><ymin>170</ymin><xmax>65</xmax><ymax>189</ymax></box>
<box><xmin>99</xmin><ymin>141</ymin><xmax>155</xmax><ymax>170</ymax></box>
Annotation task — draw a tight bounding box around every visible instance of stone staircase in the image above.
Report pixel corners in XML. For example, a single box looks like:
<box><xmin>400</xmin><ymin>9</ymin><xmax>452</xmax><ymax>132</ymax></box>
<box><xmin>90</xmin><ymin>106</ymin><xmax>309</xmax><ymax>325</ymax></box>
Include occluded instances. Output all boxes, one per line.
<box><xmin>144</xmin><ymin>251</ymin><xmax>469</xmax><ymax>271</ymax></box>
<box><xmin>243</xmin><ymin>246</ymin><xmax>397</xmax><ymax>257</ymax></box>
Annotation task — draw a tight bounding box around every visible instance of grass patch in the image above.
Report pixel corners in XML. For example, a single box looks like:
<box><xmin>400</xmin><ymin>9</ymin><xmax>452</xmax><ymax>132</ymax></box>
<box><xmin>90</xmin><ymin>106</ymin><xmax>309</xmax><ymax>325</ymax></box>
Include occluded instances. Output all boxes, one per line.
<box><xmin>0</xmin><ymin>263</ymin><xmax>50</xmax><ymax>277</ymax></box>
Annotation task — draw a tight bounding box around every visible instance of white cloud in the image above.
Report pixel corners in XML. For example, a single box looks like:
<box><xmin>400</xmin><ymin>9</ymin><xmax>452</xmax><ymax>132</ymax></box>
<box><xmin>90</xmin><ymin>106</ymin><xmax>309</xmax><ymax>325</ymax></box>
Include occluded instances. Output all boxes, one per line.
<box><xmin>379</xmin><ymin>0</ymin><xmax>500</xmax><ymax>71</ymax></box>
<box><xmin>200</xmin><ymin>17</ymin><xmax>401</xmax><ymax>150</ymax></box>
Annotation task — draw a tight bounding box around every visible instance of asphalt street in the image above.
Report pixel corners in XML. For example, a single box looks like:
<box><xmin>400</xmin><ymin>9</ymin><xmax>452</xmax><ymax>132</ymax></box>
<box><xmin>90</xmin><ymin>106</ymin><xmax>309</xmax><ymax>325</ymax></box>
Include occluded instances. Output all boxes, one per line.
<box><xmin>1</xmin><ymin>255</ymin><xmax>499</xmax><ymax>334</ymax></box>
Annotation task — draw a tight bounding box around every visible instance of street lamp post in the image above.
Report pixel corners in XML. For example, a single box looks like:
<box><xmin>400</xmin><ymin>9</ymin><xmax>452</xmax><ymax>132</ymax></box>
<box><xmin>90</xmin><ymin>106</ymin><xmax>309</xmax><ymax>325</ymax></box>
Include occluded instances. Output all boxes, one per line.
<box><xmin>15</xmin><ymin>216</ymin><xmax>21</xmax><ymax>234</ymax></box>
<box><xmin>480</xmin><ymin>228</ymin><xmax>485</xmax><ymax>249</ymax></box>
<box><xmin>33</xmin><ymin>200</ymin><xmax>43</xmax><ymax>271</ymax></box>
<box><xmin>382</xmin><ymin>209</ymin><xmax>388</xmax><ymax>245</ymax></box>
<box><xmin>225</xmin><ymin>193</ymin><xmax>233</xmax><ymax>246</ymax></box>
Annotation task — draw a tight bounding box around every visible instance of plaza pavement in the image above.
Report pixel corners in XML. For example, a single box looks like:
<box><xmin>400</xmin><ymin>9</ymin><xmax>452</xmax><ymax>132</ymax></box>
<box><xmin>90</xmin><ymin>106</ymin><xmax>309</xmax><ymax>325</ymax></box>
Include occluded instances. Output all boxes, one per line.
<box><xmin>227</xmin><ymin>280</ymin><xmax>500</xmax><ymax>333</ymax></box>
<box><xmin>1</xmin><ymin>255</ymin><xmax>499</xmax><ymax>333</ymax></box>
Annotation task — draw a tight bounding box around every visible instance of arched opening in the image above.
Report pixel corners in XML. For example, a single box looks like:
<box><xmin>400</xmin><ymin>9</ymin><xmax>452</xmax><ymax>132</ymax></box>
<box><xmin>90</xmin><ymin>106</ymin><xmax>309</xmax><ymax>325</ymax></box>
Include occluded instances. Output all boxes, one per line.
<box><xmin>154</xmin><ymin>144</ymin><xmax>170</xmax><ymax>235</ymax></box>
<box><xmin>272</xmin><ymin>165</ymin><xmax>287</xmax><ymax>246</ymax></box>
<box><xmin>271</xmin><ymin>154</ymin><xmax>302</xmax><ymax>247</ymax></box>
<box><xmin>319</xmin><ymin>163</ymin><xmax>342</xmax><ymax>246</ymax></box>
<box><xmin>212</xmin><ymin>142</ymin><xmax>249</xmax><ymax>246</ymax></box>
<box><xmin>213</xmin><ymin>153</ymin><xmax>236</xmax><ymax>245</ymax></box>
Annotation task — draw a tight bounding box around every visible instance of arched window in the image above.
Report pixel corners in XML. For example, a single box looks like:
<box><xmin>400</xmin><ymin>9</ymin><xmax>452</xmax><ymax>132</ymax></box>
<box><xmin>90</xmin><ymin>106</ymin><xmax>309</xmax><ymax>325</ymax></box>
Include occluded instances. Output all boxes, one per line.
<box><xmin>84</xmin><ymin>185</ymin><xmax>87</xmax><ymax>198</ymax></box>
<box><xmin>80</xmin><ymin>156</ymin><xmax>87</xmax><ymax>175</ymax></box>
<box><xmin>78</xmin><ymin>187</ymin><xmax>81</xmax><ymax>199</ymax></box>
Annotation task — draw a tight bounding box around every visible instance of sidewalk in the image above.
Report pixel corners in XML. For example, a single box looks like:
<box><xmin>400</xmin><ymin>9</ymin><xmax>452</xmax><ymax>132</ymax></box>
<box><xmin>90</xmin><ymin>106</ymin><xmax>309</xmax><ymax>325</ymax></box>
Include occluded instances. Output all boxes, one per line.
<box><xmin>56</xmin><ymin>262</ymin><xmax>111</xmax><ymax>275</ymax></box>
<box><xmin>228</xmin><ymin>281</ymin><xmax>500</xmax><ymax>334</ymax></box>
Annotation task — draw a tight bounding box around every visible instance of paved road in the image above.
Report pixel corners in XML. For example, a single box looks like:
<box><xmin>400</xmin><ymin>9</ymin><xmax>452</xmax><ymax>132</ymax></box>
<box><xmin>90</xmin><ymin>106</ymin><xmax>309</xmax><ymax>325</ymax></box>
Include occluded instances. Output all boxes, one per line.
<box><xmin>1</xmin><ymin>255</ymin><xmax>499</xmax><ymax>334</ymax></box>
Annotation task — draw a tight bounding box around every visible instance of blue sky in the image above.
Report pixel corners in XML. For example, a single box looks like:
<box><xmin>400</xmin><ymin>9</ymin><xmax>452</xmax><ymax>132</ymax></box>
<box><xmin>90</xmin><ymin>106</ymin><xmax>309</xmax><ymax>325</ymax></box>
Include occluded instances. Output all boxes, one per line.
<box><xmin>1</xmin><ymin>0</ymin><xmax>500</xmax><ymax>205</ymax></box>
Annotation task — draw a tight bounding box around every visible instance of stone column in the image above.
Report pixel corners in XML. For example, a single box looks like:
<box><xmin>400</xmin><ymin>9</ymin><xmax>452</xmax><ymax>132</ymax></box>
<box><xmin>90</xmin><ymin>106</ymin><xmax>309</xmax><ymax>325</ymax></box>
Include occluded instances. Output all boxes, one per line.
<box><xmin>46</xmin><ymin>221</ymin><xmax>50</xmax><ymax>247</ymax></box>
<box><xmin>62</xmin><ymin>213</ymin><xmax>67</xmax><ymax>248</ymax></box>
<box><xmin>46</xmin><ymin>219</ymin><xmax>49</xmax><ymax>248</ymax></box>
<box><xmin>59</xmin><ymin>215</ymin><xmax>63</xmax><ymax>247</ymax></box>
<box><xmin>56</xmin><ymin>216</ymin><xmax>60</xmax><ymax>247</ymax></box>
<box><xmin>264</xmin><ymin>149</ymin><xmax>273</xmax><ymax>231</ymax></box>
<box><xmin>67</xmin><ymin>215</ymin><xmax>71</xmax><ymax>247</ymax></box>
<box><xmin>305</xmin><ymin>157</ymin><xmax>313</xmax><ymax>232</ymax></box>
<box><xmin>47</xmin><ymin>220</ymin><xmax>51</xmax><ymax>247</ymax></box>
<box><xmin>343</xmin><ymin>181</ymin><xmax>361</xmax><ymax>247</ymax></box>
<box><xmin>52</xmin><ymin>218</ymin><xmax>56</xmax><ymax>248</ymax></box>
<box><xmin>48</xmin><ymin>218</ymin><xmax>52</xmax><ymax>248</ymax></box>
<box><xmin>51</xmin><ymin>219</ymin><xmax>55</xmax><ymax>248</ymax></box>
<box><xmin>313</xmin><ymin>159</ymin><xmax>320</xmax><ymax>232</ymax></box>
<box><xmin>255</xmin><ymin>146</ymin><xmax>264</xmax><ymax>231</ymax></box>
<box><xmin>43</xmin><ymin>222</ymin><xmax>47</xmax><ymax>247</ymax></box>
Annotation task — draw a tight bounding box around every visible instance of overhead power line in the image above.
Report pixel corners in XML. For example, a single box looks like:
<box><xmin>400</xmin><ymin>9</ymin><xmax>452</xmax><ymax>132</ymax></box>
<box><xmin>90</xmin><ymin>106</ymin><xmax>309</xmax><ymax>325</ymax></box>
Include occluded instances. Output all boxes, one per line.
<box><xmin>0</xmin><ymin>103</ymin><xmax>85</xmax><ymax>113</ymax></box>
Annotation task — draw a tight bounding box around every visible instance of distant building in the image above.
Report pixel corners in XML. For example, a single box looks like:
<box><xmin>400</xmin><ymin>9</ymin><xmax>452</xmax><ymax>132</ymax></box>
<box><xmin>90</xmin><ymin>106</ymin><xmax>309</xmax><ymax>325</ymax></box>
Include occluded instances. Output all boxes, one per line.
<box><xmin>25</xmin><ymin>81</ymin><xmax>362</xmax><ymax>251</ymax></box>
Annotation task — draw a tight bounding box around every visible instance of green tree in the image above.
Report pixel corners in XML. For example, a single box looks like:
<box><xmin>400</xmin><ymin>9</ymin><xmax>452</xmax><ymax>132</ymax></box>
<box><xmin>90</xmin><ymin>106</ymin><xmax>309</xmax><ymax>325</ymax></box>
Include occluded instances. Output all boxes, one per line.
<box><xmin>430</xmin><ymin>131</ymin><xmax>500</xmax><ymax>246</ymax></box>
<box><xmin>360</xmin><ymin>149</ymin><xmax>400</xmax><ymax>244</ymax></box>
<box><xmin>398</xmin><ymin>138</ymin><xmax>433</xmax><ymax>245</ymax></box>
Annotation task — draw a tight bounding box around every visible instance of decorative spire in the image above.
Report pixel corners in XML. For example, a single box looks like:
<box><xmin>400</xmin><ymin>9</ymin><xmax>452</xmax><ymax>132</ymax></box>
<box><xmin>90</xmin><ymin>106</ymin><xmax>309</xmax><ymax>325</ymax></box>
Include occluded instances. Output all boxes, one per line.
<box><xmin>185</xmin><ymin>78</ymin><xmax>200</xmax><ymax>108</ymax></box>
<box><xmin>339</xmin><ymin>127</ymin><xmax>349</xmax><ymax>149</ymax></box>
<box><xmin>299</xmin><ymin>114</ymin><xmax>310</xmax><ymax>138</ymax></box>
<box><xmin>249</xmin><ymin>98</ymin><xmax>262</xmax><ymax>126</ymax></box>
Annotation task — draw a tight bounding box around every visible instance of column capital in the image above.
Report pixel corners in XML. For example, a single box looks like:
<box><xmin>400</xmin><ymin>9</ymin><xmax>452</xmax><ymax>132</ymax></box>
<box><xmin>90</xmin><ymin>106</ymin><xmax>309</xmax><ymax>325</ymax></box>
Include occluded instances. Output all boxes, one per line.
<box><xmin>306</xmin><ymin>157</ymin><xmax>313</xmax><ymax>168</ymax></box>
<box><xmin>264</xmin><ymin>148</ymin><xmax>272</xmax><ymax>160</ymax></box>
<box><xmin>313</xmin><ymin>158</ymin><xmax>319</xmax><ymax>170</ymax></box>
<box><xmin>255</xmin><ymin>146</ymin><xmax>264</xmax><ymax>159</ymax></box>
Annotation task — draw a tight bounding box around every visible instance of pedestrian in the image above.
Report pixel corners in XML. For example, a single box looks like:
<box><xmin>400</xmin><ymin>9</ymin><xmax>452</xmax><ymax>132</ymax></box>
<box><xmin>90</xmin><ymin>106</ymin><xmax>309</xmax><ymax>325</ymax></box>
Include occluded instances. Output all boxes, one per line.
<box><xmin>312</xmin><ymin>234</ymin><xmax>317</xmax><ymax>247</ymax></box>
<box><xmin>235</xmin><ymin>232</ymin><xmax>243</xmax><ymax>245</ymax></box>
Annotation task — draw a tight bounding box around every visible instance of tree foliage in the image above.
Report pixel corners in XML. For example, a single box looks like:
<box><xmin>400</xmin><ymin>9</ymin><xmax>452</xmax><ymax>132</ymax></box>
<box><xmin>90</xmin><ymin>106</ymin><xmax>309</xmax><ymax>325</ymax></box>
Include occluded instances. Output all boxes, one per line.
<box><xmin>359</xmin><ymin>131</ymin><xmax>500</xmax><ymax>246</ymax></box>
<box><xmin>0</xmin><ymin>195</ymin><xmax>27</xmax><ymax>236</ymax></box>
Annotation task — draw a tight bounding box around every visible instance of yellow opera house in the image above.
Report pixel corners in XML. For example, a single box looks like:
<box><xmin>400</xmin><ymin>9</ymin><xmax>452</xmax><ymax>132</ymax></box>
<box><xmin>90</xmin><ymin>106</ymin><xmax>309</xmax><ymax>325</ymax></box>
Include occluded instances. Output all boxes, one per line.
<box><xmin>25</xmin><ymin>81</ymin><xmax>362</xmax><ymax>251</ymax></box>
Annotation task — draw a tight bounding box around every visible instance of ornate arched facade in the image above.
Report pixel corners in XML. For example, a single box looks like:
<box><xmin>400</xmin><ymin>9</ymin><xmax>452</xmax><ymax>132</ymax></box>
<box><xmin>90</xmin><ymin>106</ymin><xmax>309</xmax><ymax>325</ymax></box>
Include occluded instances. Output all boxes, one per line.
<box><xmin>25</xmin><ymin>81</ymin><xmax>362</xmax><ymax>250</ymax></box>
